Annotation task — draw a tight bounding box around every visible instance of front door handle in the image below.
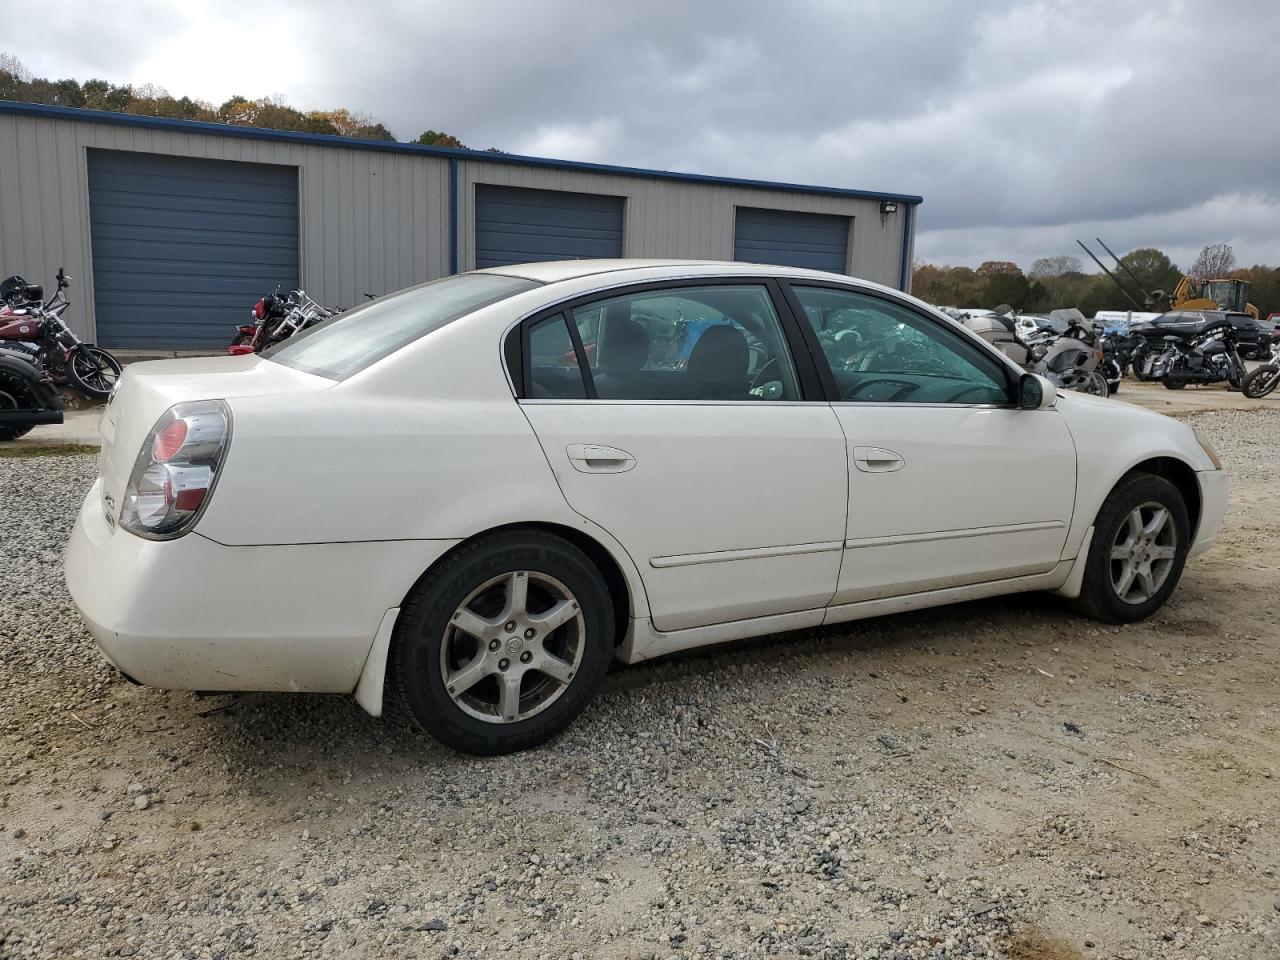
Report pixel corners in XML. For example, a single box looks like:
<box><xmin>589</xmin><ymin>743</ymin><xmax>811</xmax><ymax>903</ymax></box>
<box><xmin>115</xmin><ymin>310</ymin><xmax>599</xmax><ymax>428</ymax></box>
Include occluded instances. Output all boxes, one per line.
<box><xmin>852</xmin><ymin>445</ymin><xmax>904</xmax><ymax>473</ymax></box>
<box><xmin>566</xmin><ymin>443</ymin><xmax>636</xmax><ymax>474</ymax></box>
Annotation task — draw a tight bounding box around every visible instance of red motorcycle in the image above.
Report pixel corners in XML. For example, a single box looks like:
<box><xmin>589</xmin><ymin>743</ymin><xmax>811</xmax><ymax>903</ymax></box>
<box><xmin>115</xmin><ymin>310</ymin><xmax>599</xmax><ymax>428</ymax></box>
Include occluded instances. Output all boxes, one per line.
<box><xmin>0</xmin><ymin>267</ymin><xmax>121</xmax><ymax>399</ymax></box>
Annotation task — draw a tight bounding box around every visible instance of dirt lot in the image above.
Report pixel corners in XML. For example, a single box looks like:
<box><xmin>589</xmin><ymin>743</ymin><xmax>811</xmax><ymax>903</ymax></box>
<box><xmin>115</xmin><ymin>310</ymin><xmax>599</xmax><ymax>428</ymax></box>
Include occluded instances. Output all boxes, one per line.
<box><xmin>1</xmin><ymin>383</ymin><xmax>1277</xmax><ymax>960</ymax></box>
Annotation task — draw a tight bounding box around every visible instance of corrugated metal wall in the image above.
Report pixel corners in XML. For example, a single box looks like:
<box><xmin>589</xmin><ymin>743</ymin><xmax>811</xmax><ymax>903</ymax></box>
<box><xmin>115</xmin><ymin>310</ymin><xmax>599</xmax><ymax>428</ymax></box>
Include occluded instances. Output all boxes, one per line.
<box><xmin>0</xmin><ymin>109</ymin><xmax>915</xmax><ymax>343</ymax></box>
<box><xmin>456</xmin><ymin>158</ymin><xmax>908</xmax><ymax>284</ymax></box>
<box><xmin>0</xmin><ymin>112</ymin><xmax>450</xmax><ymax>341</ymax></box>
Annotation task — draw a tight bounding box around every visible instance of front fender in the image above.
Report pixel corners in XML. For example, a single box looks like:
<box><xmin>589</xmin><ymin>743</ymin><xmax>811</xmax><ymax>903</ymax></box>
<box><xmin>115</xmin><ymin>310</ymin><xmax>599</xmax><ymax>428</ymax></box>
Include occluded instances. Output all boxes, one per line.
<box><xmin>1053</xmin><ymin>392</ymin><xmax>1212</xmax><ymax>556</ymax></box>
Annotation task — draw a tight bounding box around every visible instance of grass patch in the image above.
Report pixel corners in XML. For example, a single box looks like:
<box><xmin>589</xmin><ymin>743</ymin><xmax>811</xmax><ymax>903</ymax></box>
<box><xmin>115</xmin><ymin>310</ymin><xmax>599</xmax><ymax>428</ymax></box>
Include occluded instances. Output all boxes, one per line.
<box><xmin>0</xmin><ymin>442</ymin><xmax>100</xmax><ymax>459</ymax></box>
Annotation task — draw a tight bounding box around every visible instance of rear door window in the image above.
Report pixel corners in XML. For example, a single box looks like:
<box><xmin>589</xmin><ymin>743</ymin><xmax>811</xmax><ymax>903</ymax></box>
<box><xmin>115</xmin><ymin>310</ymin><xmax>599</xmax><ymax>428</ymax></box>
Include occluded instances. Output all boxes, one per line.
<box><xmin>555</xmin><ymin>284</ymin><xmax>801</xmax><ymax>402</ymax></box>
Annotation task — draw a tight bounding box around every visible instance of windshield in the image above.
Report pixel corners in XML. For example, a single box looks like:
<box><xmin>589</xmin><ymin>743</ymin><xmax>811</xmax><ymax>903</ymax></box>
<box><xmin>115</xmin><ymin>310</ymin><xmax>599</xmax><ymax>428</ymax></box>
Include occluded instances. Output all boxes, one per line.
<box><xmin>1201</xmin><ymin>280</ymin><xmax>1247</xmax><ymax>313</ymax></box>
<box><xmin>266</xmin><ymin>273</ymin><xmax>539</xmax><ymax>380</ymax></box>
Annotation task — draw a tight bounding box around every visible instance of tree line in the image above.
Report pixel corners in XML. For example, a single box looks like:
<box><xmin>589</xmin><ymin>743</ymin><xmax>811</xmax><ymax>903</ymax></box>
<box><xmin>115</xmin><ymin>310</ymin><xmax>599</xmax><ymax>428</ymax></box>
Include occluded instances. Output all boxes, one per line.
<box><xmin>0</xmin><ymin>54</ymin><xmax>476</xmax><ymax>149</ymax></box>
<box><xmin>913</xmin><ymin>243</ymin><xmax>1280</xmax><ymax>320</ymax></box>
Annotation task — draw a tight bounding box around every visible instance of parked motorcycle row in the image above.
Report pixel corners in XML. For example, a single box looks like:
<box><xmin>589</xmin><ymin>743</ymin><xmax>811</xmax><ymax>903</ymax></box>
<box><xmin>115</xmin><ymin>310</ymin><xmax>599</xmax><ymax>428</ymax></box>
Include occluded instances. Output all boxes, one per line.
<box><xmin>959</xmin><ymin>307</ymin><xmax>1280</xmax><ymax>399</ymax></box>
<box><xmin>227</xmin><ymin>287</ymin><xmax>351</xmax><ymax>355</ymax></box>
<box><xmin>0</xmin><ymin>267</ymin><xmax>121</xmax><ymax>441</ymax></box>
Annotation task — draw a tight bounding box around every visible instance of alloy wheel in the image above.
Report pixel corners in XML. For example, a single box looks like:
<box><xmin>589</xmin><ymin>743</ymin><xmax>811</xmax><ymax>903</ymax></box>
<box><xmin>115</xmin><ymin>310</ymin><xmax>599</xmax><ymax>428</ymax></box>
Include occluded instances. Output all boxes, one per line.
<box><xmin>439</xmin><ymin>570</ymin><xmax>585</xmax><ymax>723</ymax></box>
<box><xmin>1109</xmin><ymin>502</ymin><xmax>1178</xmax><ymax>604</ymax></box>
<box><xmin>72</xmin><ymin>349</ymin><xmax>119</xmax><ymax>394</ymax></box>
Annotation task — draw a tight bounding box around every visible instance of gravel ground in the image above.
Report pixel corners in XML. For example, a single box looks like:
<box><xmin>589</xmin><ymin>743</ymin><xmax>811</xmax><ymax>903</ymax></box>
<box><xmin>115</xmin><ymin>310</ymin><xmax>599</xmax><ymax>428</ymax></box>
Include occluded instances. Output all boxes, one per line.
<box><xmin>1</xmin><ymin>408</ymin><xmax>1278</xmax><ymax>960</ymax></box>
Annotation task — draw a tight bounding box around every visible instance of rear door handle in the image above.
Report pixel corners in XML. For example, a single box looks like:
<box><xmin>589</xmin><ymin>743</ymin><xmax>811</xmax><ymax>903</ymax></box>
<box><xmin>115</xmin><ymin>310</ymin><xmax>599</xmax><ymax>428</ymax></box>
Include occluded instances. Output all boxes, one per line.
<box><xmin>566</xmin><ymin>443</ymin><xmax>636</xmax><ymax>474</ymax></box>
<box><xmin>852</xmin><ymin>445</ymin><xmax>904</xmax><ymax>473</ymax></box>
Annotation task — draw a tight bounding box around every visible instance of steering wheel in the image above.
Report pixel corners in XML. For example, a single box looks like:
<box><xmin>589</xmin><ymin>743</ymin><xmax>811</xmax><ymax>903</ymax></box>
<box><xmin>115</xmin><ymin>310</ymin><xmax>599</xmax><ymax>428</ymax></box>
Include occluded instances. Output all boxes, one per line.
<box><xmin>750</xmin><ymin>356</ymin><xmax>779</xmax><ymax>390</ymax></box>
<box><xmin>845</xmin><ymin>378</ymin><xmax>919</xmax><ymax>402</ymax></box>
<box><xmin>855</xmin><ymin>339</ymin><xmax>896</xmax><ymax>372</ymax></box>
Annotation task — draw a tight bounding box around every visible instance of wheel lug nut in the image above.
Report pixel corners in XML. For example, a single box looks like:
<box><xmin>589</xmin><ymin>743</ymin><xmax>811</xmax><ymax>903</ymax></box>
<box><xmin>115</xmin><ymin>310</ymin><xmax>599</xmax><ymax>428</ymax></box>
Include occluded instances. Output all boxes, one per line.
<box><xmin>520</xmin><ymin>651</ymin><xmax>532</xmax><ymax>664</ymax></box>
<box><xmin>498</xmin><ymin>658</ymin><xmax>510</xmax><ymax>671</ymax></box>
<box><xmin>524</xmin><ymin>628</ymin><xmax>535</xmax><ymax>639</ymax></box>
<box><xmin>488</xmin><ymin>639</ymin><xmax>501</xmax><ymax>652</ymax></box>
<box><xmin>505</xmin><ymin>621</ymin><xmax>517</xmax><ymax>632</ymax></box>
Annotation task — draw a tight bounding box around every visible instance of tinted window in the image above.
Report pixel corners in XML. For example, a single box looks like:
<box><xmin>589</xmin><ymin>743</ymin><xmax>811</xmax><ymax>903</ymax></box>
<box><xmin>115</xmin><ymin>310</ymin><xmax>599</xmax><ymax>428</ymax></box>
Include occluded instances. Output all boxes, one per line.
<box><xmin>527</xmin><ymin>314</ymin><xmax>587</xmax><ymax>399</ymax></box>
<box><xmin>554</xmin><ymin>285</ymin><xmax>801</xmax><ymax>401</ymax></box>
<box><xmin>267</xmin><ymin>273</ymin><xmax>538</xmax><ymax>380</ymax></box>
<box><xmin>793</xmin><ymin>286</ymin><xmax>1011</xmax><ymax>404</ymax></box>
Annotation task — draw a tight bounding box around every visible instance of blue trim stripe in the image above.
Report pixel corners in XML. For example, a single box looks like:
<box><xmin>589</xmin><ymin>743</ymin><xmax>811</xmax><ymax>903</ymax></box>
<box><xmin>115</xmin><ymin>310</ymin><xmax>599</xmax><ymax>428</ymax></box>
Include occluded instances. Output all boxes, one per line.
<box><xmin>0</xmin><ymin>100</ymin><xmax>924</xmax><ymax>206</ymax></box>
<box><xmin>899</xmin><ymin>203</ymin><xmax>914</xmax><ymax>291</ymax></box>
<box><xmin>448</xmin><ymin>158</ymin><xmax>459</xmax><ymax>275</ymax></box>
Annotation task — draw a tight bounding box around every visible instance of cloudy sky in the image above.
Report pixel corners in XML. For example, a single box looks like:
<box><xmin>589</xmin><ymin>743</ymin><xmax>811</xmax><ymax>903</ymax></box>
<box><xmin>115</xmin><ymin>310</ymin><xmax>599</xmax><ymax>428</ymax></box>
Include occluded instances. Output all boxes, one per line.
<box><xmin>6</xmin><ymin>0</ymin><xmax>1278</xmax><ymax>270</ymax></box>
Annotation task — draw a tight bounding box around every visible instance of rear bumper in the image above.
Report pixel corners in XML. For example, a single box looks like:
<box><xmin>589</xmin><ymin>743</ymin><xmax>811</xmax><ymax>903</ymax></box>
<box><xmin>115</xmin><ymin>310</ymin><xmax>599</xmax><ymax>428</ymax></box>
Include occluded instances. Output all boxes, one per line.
<box><xmin>65</xmin><ymin>478</ymin><xmax>458</xmax><ymax>693</ymax></box>
<box><xmin>1189</xmin><ymin>469</ymin><xmax>1228</xmax><ymax>559</ymax></box>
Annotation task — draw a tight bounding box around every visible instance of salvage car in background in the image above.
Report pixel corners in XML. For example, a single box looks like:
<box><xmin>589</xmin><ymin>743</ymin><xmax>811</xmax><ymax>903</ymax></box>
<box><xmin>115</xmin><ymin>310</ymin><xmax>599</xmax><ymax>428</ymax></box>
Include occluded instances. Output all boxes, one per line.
<box><xmin>66</xmin><ymin>261</ymin><xmax>1227</xmax><ymax>754</ymax></box>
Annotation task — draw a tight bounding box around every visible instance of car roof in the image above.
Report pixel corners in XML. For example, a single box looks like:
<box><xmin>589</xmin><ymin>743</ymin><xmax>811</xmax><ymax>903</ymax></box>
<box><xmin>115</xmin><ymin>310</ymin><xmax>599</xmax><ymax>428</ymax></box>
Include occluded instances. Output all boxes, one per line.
<box><xmin>471</xmin><ymin>258</ymin><xmax>876</xmax><ymax>287</ymax></box>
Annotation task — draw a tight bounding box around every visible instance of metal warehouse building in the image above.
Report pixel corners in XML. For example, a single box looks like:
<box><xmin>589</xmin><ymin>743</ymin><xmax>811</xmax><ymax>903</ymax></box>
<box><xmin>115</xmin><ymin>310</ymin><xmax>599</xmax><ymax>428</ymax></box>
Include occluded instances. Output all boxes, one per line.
<box><xmin>0</xmin><ymin>101</ymin><xmax>921</xmax><ymax>349</ymax></box>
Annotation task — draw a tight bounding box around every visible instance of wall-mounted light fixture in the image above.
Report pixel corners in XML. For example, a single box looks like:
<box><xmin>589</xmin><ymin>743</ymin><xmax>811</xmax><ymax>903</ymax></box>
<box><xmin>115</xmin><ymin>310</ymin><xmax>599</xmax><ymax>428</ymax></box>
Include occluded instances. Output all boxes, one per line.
<box><xmin>880</xmin><ymin>200</ymin><xmax>898</xmax><ymax>224</ymax></box>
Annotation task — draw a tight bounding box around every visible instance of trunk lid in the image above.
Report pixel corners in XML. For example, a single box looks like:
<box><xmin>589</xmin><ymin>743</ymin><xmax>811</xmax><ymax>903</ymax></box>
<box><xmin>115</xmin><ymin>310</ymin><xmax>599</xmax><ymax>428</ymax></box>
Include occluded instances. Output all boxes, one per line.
<box><xmin>97</xmin><ymin>356</ymin><xmax>334</xmax><ymax>528</ymax></box>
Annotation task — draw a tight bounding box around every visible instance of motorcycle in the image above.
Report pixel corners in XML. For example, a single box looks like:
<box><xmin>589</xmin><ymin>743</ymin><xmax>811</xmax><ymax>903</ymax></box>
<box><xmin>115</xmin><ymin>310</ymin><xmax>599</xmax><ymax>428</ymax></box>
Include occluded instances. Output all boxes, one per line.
<box><xmin>1142</xmin><ymin>322</ymin><xmax>1246</xmax><ymax>391</ymax></box>
<box><xmin>0</xmin><ymin>346</ymin><xmax>64</xmax><ymax>442</ymax></box>
<box><xmin>0</xmin><ymin>267</ymin><xmax>122</xmax><ymax>400</ymax></box>
<box><xmin>1242</xmin><ymin>360</ymin><xmax>1280</xmax><ymax>399</ymax></box>
<box><xmin>228</xmin><ymin>287</ymin><xmax>339</xmax><ymax>355</ymax></box>
<box><xmin>966</xmin><ymin>313</ymin><xmax>1109</xmax><ymax>397</ymax></box>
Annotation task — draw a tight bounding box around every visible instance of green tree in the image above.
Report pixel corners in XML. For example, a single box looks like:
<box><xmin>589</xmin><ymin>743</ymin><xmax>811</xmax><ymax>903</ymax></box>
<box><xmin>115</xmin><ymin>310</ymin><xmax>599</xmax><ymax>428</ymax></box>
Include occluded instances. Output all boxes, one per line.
<box><xmin>1118</xmin><ymin>247</ymin><xmax>1183</xmax><ymax>300</ymax></box>
<box><xmin>414</xmin><ymin>129</ymin><xmax>467</xmax><ymax>148</ymax></box>
<box><xmin>1029</xmin><ymin>255</ymin><xmax>1083</xmax><ymax>279</ymax></box>
<box><xmin>0</xmin><ymin>52</ymin><xmax>405</xmax><ymax>143</ymax></box>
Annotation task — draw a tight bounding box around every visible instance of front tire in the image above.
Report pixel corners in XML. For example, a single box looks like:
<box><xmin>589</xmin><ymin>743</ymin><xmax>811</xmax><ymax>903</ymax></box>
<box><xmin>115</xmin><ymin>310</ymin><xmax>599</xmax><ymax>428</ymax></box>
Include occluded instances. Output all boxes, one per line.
<box><xmin>1242</xmin><ymin>365</ymin><xmax>1279</xmax><ymax>399</ymax></box>
<box><xmin>393</xmin><ymin>530</ymin><xmax>614</xmax><ymax>754</ymax></box>
<box><xmin>67</xmin><ymin>345</ymin><xmax>121</xmax><ymax>399</ymax></box>
<box><xmin>1072</xmin><ymin>473</ymin><xmax>1189</xmax><ymax>624</ymax></box>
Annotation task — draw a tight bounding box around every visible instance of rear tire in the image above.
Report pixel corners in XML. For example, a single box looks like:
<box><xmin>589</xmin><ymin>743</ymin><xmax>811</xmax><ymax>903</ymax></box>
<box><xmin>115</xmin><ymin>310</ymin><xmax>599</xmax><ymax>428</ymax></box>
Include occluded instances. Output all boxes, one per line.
<box><xmin>393</xmin><ymin>530</ymin><xmax>614</xmax><ymax>755</ymax></box>
<box><xmin>0</xmin><ymin>370</ymin><xmax>37</xmax><ymax>441</ymax></box>
<box><xmin>1072</xmin><ymin>473</ymin><xmax>1189</xmax><ymax>624</ymax></box>
<box><xmin>1162</xmin><ymin>377</ymin><xmax>1186</xmax><ymax>390</ymax></box>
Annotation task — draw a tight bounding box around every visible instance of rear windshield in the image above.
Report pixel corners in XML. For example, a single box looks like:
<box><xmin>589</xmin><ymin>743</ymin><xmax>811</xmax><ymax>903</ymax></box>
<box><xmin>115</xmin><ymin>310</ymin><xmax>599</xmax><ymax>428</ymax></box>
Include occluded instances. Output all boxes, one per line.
<box><xmin>265</xmin><ymin>273</ymin><xmax>539</xmax><ymax>380</ymax></box>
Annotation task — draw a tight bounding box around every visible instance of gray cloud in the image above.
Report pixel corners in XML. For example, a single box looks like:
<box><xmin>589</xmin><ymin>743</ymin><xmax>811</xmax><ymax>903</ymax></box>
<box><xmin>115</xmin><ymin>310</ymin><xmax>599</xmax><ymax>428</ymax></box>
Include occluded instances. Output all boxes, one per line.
<box><xmin>4</xmin><ymin>0</ymin><xmax>1278</xmax><ymax>269</ymax></box>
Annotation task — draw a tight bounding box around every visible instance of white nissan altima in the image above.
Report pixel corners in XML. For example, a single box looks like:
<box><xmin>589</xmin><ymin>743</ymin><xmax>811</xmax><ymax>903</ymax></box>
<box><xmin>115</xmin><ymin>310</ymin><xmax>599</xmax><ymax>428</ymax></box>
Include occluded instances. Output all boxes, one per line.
<box><xmin>66</xmin><ymin>260</ymin><xmax>1227</xmax><ymax>754</ymax></box>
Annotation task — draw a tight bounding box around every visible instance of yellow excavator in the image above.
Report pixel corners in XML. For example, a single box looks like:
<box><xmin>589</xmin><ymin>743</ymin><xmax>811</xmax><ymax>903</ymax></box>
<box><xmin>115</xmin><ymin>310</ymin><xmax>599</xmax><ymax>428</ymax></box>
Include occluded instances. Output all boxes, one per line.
<box><xmin>1077</xmin><ymin>239</ymin><xmax>1259</xmax><ymax>319</ymax></box>
<box><xmin>1170</xmin><ymin>276</ymin><xmax>1258</xmax><ymax>319</ymax></box>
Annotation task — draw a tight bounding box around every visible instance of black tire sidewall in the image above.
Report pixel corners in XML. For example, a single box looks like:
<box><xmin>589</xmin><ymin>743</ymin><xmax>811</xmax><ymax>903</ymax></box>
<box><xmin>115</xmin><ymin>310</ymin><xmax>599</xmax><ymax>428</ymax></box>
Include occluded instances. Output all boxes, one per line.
<box><xmin>1243</xmin><ymin>367</ymin><xmax>1278</xmax><ymax>398</ymax></box>
<box><xmin>394</xmin><ymin>532</ymin><xmax>614</xmax><ymax>755</ymax></box>
<box><xmin>68</xmin><ymin>346</ymin><xmax>120</xmax><ymax>398</ymax></box>
<box><xmin>1080</xmin><ymin>474</ymin><xmax>1190</xmax><ymax>624</ymax></box>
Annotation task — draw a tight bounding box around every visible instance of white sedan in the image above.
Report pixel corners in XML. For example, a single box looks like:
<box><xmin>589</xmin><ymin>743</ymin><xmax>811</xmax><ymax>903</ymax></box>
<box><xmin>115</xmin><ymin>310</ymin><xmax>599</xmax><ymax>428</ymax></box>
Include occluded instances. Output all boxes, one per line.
<box><xmin>65</xmin><ymin>260</ymin><xmax>1227</xmax><ymax>754</ymax></box>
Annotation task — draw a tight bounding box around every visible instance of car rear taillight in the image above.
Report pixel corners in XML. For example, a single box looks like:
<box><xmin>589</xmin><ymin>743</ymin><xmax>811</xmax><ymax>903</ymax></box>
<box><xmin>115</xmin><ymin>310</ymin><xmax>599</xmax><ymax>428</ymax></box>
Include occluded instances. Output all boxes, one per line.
<box><xmin>119</xmin><ymin>401</ymin><xmax>231</xmax><ymax>539</ymax></box>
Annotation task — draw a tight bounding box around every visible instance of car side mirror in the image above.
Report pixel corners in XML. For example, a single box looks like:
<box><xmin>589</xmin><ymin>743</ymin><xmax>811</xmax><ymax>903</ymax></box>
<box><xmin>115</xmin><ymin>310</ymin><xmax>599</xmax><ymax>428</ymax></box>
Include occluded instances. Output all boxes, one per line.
<box><xmin>1018</xmin><ymin>372</ymin><xmax>1056</xmax><ymax>410</ymax></box>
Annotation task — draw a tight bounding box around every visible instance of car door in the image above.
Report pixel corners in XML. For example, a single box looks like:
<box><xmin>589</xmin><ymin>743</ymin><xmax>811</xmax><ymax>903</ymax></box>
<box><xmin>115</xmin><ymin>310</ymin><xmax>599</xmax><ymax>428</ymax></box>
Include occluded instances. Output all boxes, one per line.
<box><xmin>514</xmin><ymin>279</ymin><xmax>849</xmax><ymax>633</ymax></box>
<box><xmin>784</xmin><ymin>283</ymin><xmax>1077</xmax><ymax>607</ymax></box>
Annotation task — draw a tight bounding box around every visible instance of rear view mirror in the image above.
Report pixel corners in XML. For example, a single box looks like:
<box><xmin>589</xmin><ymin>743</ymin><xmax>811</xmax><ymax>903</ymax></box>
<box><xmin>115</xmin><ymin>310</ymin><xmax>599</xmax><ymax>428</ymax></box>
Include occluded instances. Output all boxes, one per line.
<box><xmin>1018</xmin><ymin>373</ymin><xmax>1056</xmax><ymax>410</ymax></box>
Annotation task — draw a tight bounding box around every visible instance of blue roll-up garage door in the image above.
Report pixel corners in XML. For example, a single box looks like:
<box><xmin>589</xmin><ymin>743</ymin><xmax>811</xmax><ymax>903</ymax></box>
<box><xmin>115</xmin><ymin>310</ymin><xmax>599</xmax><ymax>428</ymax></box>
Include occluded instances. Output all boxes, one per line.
<box><xmin>87</xmin><ymin>149</ymin><xmax>299</xmax><ymax>348</ymax></box>
<box><xmin>734</xmin><ymin>207</ymin><xmax>850</xmax><ymax>273</ymax></box>
<box><xmin>474</xmin><ymin>185</ymin><xmax>624</xmax><ymax>268</ymax></box>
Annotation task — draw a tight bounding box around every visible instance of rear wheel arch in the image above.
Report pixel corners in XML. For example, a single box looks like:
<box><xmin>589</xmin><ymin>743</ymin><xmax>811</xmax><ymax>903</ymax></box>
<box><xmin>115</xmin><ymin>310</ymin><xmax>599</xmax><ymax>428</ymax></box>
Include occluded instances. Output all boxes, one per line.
<box><xmin>397</xmin><ymin>521</ymin><xmax>635</xmax><ymax>647</ymax></box>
